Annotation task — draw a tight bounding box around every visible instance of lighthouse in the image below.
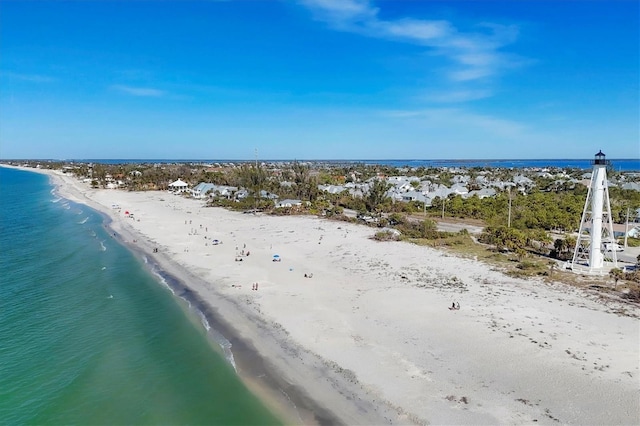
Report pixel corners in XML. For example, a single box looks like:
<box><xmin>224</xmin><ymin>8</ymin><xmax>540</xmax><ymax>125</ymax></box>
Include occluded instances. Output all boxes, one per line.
<box><xmin>571</xmin><ymin>150</ymin><xmax>617</xmax><ymax>273</ymax></box>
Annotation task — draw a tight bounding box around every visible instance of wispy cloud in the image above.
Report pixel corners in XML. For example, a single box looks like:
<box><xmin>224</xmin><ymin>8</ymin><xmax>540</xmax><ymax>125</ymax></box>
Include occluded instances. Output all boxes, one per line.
<box><xmin>111</xmin><ymin>84</ymin><xmax>165</xmax><ymax>97</ymax></box>
<box><xmin>383</xmin><ymin>107</ymin><xmax>527</xmax><ymax>139</ymax></box>
<box><xmin>300</xmin><ymin>0</ymin><xmax>523</xmax><ymax>98</ymax></box>
<box><xmin>1</xmin><ymin>71</ymin><xmax>56</xmax><ymax>83</ymax></box>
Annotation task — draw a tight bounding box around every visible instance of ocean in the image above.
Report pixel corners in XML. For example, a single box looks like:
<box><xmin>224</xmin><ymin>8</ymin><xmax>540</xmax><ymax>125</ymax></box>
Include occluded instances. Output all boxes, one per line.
<box><xmin>0</xmin><ymin>167</ymin><xmax>281</xmax><ymax>425</ymax></box>
<box><xmin>72</xmin><ymin>158</ymin><xmax>640</xmax><ymax>171</ymax></box>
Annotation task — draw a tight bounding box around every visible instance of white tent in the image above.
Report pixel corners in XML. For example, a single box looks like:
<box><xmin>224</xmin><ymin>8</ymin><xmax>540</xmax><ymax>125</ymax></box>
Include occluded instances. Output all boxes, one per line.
<box><xmin>169</xmin><ymin>179</ymin><xmax>189</xmax><ymax>193</ymax></box>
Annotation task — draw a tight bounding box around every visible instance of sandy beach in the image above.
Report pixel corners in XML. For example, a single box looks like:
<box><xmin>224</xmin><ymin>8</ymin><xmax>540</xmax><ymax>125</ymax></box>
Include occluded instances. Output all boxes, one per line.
<box><xmin>16</xmin><ymin>166</ymin><xmax>640</xmax><ymax>425</ymax></box>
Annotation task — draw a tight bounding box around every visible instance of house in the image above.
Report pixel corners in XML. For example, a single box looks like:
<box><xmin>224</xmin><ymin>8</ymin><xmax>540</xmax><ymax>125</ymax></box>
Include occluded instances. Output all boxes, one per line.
<box><xmin>401</xmin><ymin>191</ymin><xmax>428</xmax><ymax>203</ymax></box>
<box><xmin>213</xmin><ymin>185</ymin><xmax>238</xmax><ymax>199</ymax></box>
<box><xmin>276</xmin><ymin>199</ymin><xmax>303</xmax><ymax>208</ymax></box>
<box><xmin>317</xmin><ymin>184</ymin><xmax>347</xmax><ymax>194</ymax></box>
<box><xmin>168</xmin><ymin>179</ymin><xmax>189</xmax><ymax>193</ymax></box>
<box><xmin>190</xmin><ymin>183</ymin><xmax>238</xmax><ymax>199</ymax></box>
<box><xmin>450</xmin><ymin>183</ymin><xmax>469</xmax><ymax>196</ymax></box>
<box><xmin>512</xmin><ymin>174</ymin><xmax>534</xmax><ymax>188</ymax></box>
<box><xmin>191</xmin><ymin>183</ymin><xmax>216</xmax><ymax>199</ymax></box>
<box><xmin>235</xmin><ymin>189</ymin><xmax>249</xmax><ymax>200</ymax></box>
<box><xmin>464</xmin><ymin>187</ymin><xmax>496</xmax><ymax>199</ymax></box>
<box><xmin>621</xmin><ymin>182</ymin><xmax>640</xmax><ymax>191</ymax></box>
<box><xmin>259</xmin><ymin>190</ymin><xmax>279</xmax><ymax>200</ymax></box>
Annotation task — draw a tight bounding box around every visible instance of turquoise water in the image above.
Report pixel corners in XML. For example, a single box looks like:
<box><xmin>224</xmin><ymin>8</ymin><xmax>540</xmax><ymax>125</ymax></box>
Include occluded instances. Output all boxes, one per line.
<box><xmin>0</xmin><ymin>167</ymin><xmax>281</xmax><ymax>425</ymax></box>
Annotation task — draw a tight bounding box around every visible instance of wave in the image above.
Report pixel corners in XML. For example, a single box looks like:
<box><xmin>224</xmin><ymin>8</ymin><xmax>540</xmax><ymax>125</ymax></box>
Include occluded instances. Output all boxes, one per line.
<box><xmin>149</xmin><ymin>266</ymin><xmax>176</xmax><ymax>296</ymax></box>
<box><xmin>199</xmin><ymin>311</ymin><xmax>237</xmax><ymax>371</ymax></box>
<box><xmin>51</xmin><ymin>197</ymin><xmax>62</xmax><ymax>203</ymax></box>
<box><xmin>99</xmin><ymin>241</ymin><xmax>106</xmax><ymax>251</ymax></box>
<box><xmin>78</xmin><ymin>217</ymin><xmax>89</xmax><ymax>224</ymax></box>
<box><xmin>146</xmin><ymin>261</ymin><xmax>237</xmax><ymax>370</ymax></box>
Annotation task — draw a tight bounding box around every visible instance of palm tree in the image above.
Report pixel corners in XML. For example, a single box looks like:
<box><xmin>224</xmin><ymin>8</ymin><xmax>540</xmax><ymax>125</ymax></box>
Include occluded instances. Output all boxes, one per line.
<box><xmin>609</xmin><ymin>268</ymin><xmax>624</xmax><ymax>289</ymax></box>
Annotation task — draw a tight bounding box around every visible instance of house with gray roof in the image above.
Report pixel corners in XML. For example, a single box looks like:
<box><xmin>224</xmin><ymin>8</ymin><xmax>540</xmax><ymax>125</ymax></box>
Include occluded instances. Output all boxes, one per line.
<box><xmin>464</xmin><ymin>188</ymin><xmax>496</xmax><ymax>199</ymax></box>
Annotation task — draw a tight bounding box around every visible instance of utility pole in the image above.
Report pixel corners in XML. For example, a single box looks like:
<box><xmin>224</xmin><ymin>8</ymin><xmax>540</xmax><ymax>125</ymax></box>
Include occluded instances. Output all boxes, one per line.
<box><xmin>624</xmin><ymin>207</ymin><xmax>630</xmax><ymax>248</ymax></box>
<box><xmin>254</xmin><ymin>148</ymin><xmax>258</xmax><ymax>213</ymax></box>
<box><xmin>441</xmin><ymin>197</ymin><xmax>445</xmax><ymax>219</ymax></box>
<box><xmin>508</xmin><ymin>186</ymin><xmax>512</xmax><ymax>228</ymax></box>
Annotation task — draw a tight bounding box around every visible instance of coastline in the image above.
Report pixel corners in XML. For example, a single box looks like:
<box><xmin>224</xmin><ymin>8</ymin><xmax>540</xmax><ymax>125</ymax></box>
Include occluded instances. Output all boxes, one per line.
<box><xmin>5</xmin><ymin>165</ymin><xmax>639</xmax><ymax>425</ymax></box>
<box><xmin>6</xmin><ymin>165</ymin><xmax>389</xmax><ymax>425</ymax></box>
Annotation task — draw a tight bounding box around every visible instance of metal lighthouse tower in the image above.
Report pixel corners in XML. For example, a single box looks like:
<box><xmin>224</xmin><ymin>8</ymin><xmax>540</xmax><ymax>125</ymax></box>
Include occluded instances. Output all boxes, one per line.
<box><xmin>572</xmin><ymin>150</ymin><xmax>617</xmax><ymax>273</ymax></box>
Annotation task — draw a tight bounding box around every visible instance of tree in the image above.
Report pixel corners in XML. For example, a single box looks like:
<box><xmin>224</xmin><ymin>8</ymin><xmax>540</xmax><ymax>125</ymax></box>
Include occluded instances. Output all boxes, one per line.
<box><xmin>609</xmin><ymin>268</ymin><xmax>624</xmax><ymax>289</ymax></box>
<box><xmin>291</xmin><ymin>161</ymin><xmax>319</xmax><ymax>201</ymax></box>
<box><xmin>235</xmin><ymin>164</ymin><xmax>267</xmax><ymax>197</ymax></box>
<box><xmin>480</xmin><ymin>226</ymin><xmax>527</xmax><ymax>252</ymax></box>
<box><xmin>365</xmin><ymin>179</ymin><xmax>390</xmax><ymax>213</ymax></box>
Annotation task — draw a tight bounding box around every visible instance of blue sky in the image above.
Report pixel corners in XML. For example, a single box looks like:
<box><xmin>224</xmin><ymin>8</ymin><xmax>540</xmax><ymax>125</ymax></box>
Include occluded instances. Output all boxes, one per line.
<box><xmin>1</xmin><ymin>0</ymin><xmax>638</xmax><ymax>160</ymax></box>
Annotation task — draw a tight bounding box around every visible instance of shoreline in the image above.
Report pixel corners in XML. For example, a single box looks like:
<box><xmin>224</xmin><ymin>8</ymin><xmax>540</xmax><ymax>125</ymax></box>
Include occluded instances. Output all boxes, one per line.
<box><xmin>5</xmin><ymin>165</ymin><xmax>640</xmax><ymax>425</ymax></box>
<box><xmin>6</xmin><ymin>165</ymin><xmax>386</xmax><ymax>424</ymax></box>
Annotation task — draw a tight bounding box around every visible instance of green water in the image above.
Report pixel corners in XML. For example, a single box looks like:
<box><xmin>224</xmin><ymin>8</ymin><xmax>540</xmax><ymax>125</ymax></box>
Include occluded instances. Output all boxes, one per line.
<box><xmin>0</xmin><ymin>167</ymin><xmax>281</xmax><ymax>425</ymax></box>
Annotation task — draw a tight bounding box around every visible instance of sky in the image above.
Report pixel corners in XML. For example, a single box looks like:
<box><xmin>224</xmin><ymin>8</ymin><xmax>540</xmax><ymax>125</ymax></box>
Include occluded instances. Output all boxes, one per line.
<box><xmin>0</xmin><ymin>0</ymin><xmax>638</xmax><ymax>160</ymax></box>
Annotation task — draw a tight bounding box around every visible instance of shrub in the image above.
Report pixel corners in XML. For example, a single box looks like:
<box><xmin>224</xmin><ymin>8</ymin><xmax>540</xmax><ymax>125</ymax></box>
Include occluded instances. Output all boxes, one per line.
<box><xmin>373</xmin><ymin>230</ymin><xmax>400</xmax><ymax>241</ymax></box>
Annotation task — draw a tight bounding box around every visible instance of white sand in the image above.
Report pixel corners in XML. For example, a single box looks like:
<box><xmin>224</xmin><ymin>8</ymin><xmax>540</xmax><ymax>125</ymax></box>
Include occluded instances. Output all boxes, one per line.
<box><xmin>20</xmin><ymin>167</ymin><xmax>640</xmax><ymax>424</ymax></box>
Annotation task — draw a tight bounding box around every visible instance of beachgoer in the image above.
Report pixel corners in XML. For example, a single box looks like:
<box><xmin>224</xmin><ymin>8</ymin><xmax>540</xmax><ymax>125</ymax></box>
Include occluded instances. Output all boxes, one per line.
<box><xmin>456</xmin><ymin>302</ymin><xmax>460</xmax><ymax>310</ymax></box>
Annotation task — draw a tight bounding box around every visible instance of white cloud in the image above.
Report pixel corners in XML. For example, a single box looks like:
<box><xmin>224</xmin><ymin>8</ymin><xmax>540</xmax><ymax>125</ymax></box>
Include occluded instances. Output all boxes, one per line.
<box><xmin>111</xmin><ymin>84</ymin><xmax>165</xmax><ymax>97</ymax></box>
<box><xmin>378</xmin><ymin>19</ymin><xmax>452</xmax><ymax>42</ymax></box>
<box><xmin>299</xmin><ymin>0</ymin><xmax>523</xmax><ymax>91</ymax></box>
<box><xmin>299</xmin><ymin>0</ymin><xmax>376</xmax><ymax>24</ymax></box>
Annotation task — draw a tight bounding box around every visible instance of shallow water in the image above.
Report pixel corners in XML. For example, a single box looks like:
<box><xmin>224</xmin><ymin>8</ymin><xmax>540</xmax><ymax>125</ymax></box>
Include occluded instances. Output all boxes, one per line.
<box><xmin>0</xmin><ymin>167</ymin><xmax>280</xmax><ymax>425</ymax></box>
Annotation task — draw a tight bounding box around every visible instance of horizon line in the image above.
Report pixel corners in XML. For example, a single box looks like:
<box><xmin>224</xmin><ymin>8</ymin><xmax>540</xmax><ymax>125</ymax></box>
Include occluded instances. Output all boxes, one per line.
<box><xmin>2</xmin><ymin>157</ymin><xmax>639</xmax><ymax>162</ymax></box>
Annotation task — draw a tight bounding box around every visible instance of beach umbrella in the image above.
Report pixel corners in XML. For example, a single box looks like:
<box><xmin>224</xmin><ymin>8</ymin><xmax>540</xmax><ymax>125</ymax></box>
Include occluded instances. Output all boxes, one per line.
<box><xmin>273</xmin><ymin>254</ymin><xmax>280</xmax><ymax>258</ymax></box>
